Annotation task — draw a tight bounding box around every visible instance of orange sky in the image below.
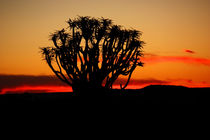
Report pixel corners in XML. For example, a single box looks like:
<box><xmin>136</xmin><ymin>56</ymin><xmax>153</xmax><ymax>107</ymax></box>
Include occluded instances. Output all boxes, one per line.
<box><xmin>0</xmin><ymin>0</ymin><xmax>210</xmax><ymax>93</ymax></box>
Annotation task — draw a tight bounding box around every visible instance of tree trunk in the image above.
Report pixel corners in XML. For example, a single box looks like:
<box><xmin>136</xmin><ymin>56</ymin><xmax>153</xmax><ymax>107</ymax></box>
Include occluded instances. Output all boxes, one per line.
<box><xmin>72</xmin><ymin>83</ymin><xmax>106</xmax><ymax>96</ymax></box>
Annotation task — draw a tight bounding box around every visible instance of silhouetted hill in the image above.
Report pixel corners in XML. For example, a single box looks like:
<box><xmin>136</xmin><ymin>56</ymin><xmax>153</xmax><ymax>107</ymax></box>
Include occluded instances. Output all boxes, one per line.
<box><xmin>0</xmin><ymin>85</ymin><xmax>210</xmax><ymax>105</ymax></box>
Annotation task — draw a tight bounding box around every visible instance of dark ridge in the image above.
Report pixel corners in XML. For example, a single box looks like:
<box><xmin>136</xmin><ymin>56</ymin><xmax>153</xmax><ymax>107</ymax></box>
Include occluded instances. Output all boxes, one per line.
<box><xmin>0</xmin><ymin>85</ymin><xmax>210</xmax><ymax>105</ymax></box>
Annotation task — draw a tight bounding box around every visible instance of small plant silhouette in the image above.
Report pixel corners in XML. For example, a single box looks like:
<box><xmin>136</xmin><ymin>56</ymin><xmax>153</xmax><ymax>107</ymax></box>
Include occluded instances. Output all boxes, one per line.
<box><xmin>41</xmin><ymin>16</ymin><xmax>144</xmax><ymax>93</ymax></box>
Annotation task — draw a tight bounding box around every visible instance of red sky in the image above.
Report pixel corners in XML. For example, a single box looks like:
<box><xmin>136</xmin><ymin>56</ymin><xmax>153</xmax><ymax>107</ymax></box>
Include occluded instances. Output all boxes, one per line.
<box><xmin>0</xmin><ymin>0</ymin><xmax>210</xmax><ymax>94</ymax></box>
<box><xmin>142</xmin><ymin>55</ymin><xmax>210</xmax><ymax>66</ymax></box>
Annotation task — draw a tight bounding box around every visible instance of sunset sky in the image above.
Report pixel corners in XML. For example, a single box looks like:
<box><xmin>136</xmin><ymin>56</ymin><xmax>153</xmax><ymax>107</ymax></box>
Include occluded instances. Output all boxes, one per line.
<box><xmin>0</xmin><ymin>0</ymin><xmax>210</xmax><ymax>93</ymax></box>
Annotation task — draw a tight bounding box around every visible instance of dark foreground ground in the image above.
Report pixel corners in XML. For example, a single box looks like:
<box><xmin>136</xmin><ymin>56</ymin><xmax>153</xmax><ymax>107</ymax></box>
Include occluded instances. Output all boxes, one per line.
<box><xmin>0</xmin><ymin>85</ymin><xmax>210</xmax><ymax>105</ymax></box>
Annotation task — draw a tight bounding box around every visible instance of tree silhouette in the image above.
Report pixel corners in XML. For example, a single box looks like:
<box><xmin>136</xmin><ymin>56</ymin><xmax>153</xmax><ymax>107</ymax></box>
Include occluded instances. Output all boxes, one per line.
<box><xmin>41</xmin><ymin>16</ymin><xmax>144</xmax><ymax>94</ymax></box>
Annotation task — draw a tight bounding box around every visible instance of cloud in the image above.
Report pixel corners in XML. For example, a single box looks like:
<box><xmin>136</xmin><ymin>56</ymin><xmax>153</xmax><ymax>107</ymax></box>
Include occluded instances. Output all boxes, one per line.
<box><xmin>0</xmin><ymin>75</ymin><xmax>68</xmax><ymax>93</ymax></box>
<box><xmin>114</xmin><ymin>78</ymin><xmax>169</xmax><ymax>85</ymax></box>
<box><xmin>0</xmin><ymin>75</ymin><xmax>170</xmax><ymax>93</ymax></box>
<box><xmin>1</xmin><ymin>75</ymin><xmax>210</xmax><ymax>94</ymax></box>
<box><xmin>112</xmin><ymin>78</ymin><xmax>170</xmax><ymax>89</ymax></box>
<box><xmin>1</xmin><ymin>86</ymin><xmax>72</xmax><ymax>94</ymax></box>
<box><xmin>141</xmin><ymin>55</ymin><xmax>210</xmax><ymax>66</ymax></box>
<box><xmin>184</xmin><ymin>49</ymin><xmax>195</xmax><ymax>54</ymax></box>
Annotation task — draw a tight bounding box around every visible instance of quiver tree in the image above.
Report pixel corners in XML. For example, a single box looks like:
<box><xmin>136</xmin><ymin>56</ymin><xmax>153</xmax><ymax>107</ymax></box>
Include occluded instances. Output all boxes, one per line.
<box><xmin>41</xmin><ymin>16</ymin><xmax>144</xmax><ymax>93</ymax></box>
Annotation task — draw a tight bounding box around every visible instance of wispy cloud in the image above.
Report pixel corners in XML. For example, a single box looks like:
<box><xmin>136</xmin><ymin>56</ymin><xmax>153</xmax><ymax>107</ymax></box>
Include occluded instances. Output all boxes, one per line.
<box><xmin>1</xmin><ymin>86</ymin><xmax>72</xmax><ymax>94</ymax></box>
<box><xmin>184</xmin><ymin>49</ymin><xmax>195</xmax><ymax>54</ymax></box>
<box><xmin>142</xmin><ymin>55</ymin><xmax>210</xmax><ymax>66</ymax></box>
<box><xmin>114</xmin><ymin>78</ymin><xmax>168</xmax><ymax>86</ymax></box>
<box><xmin>0</xmin><ymin>75</ymin><xmax>168</xmax><ymax>93</ymax></box>
<box><xmin>1</xmin><ymin>75</ymin><xmax>209</xmax><ymax>94</ymax></box>
<box><xmin>0</xmin><ymin>75</ymin><xmax>70</xmax><ymax>94</ymax></box>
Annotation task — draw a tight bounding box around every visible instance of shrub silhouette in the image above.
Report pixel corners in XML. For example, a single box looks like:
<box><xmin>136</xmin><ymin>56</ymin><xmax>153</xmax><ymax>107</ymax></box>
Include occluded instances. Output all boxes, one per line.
<box><xmin>41</xmin><ymin>16</ymin><xmax>144</xmax><ymax>94</ymax></box>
